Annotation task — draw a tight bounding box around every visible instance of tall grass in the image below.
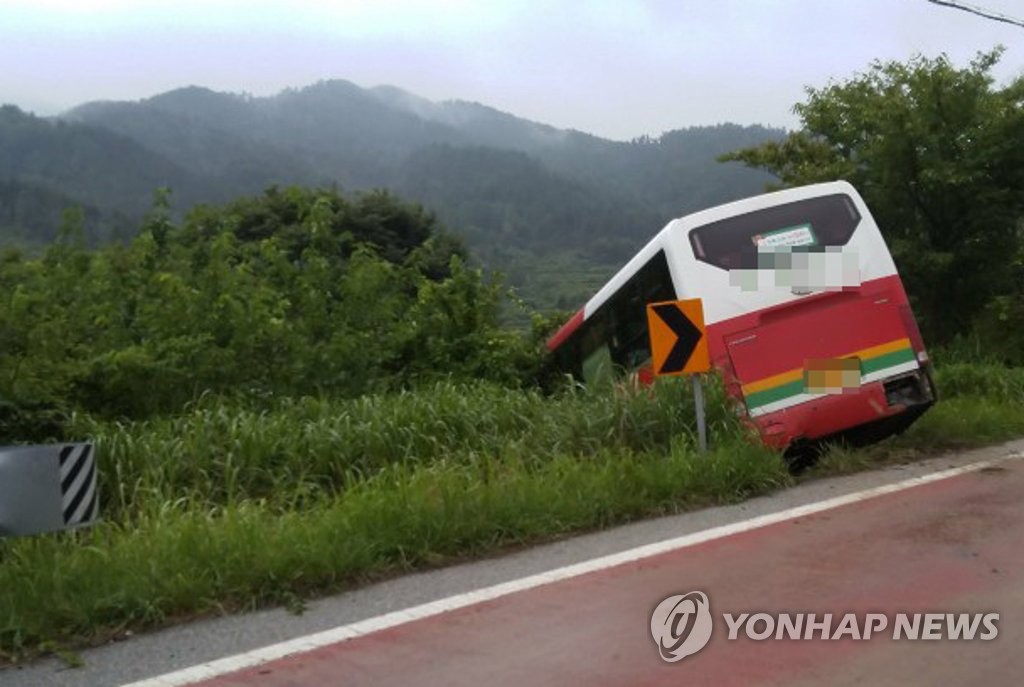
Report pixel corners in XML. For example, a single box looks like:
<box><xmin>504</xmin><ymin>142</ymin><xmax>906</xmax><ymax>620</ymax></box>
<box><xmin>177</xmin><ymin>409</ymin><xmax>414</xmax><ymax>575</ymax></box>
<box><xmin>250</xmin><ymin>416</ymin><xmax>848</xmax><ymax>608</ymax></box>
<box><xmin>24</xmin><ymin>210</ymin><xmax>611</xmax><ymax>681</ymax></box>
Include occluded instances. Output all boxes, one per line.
<box><xmin>933</xmin><ymin>362</ymin><xmax>1024</xmax><ymax>403</ymax></box>
<box><xmin>70</xmin><ymin>377</ymin><xmax>746</xmax><ymax>520</ymax></box>
<box><xmin>2</xmin><ymin>361</ymin><xmax>1021</xmax><ymax>662</ymax></box>
<box><xmin>0</xmin><ymin>441</ymin><xmax>787</xmax><ymax>657</ymax></box>
<box><xmin>0</xmin><ymin>376</ymin><xmax>783</xmax><ymax>661</ymax></box>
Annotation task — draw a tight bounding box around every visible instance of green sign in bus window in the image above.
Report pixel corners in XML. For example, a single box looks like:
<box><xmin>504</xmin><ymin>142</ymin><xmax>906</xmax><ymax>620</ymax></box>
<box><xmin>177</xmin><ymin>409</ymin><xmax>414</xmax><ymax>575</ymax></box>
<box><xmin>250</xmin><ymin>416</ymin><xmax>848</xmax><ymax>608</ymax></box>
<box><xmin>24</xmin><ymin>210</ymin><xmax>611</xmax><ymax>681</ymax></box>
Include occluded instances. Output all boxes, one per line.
<box><xmin>753</xmin><ymin>223</ymin><xmax>818</xmax><ymax>248</ymax></box>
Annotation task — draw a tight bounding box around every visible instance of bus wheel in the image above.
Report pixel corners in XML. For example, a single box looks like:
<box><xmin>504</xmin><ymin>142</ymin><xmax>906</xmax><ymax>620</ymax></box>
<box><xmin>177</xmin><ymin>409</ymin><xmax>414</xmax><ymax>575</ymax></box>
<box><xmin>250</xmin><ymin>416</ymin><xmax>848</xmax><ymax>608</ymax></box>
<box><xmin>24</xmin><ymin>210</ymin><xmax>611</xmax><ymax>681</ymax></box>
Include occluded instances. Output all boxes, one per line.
<box><xmin>783</xmin><ymin>439</ymin><xmax>823</xmax><ymax>474</ymax></box>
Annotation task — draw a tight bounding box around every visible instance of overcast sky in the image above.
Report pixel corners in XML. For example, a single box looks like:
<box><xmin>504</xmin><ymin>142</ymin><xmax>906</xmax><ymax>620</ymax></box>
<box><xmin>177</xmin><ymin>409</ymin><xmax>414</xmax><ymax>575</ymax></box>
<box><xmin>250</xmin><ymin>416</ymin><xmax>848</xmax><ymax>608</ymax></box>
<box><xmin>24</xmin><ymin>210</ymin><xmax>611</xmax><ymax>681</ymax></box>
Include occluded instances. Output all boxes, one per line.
<box><xmin>2</xmin><ymin>0</ymin><xmax>1022</xmax><ymax>140</ymax></box>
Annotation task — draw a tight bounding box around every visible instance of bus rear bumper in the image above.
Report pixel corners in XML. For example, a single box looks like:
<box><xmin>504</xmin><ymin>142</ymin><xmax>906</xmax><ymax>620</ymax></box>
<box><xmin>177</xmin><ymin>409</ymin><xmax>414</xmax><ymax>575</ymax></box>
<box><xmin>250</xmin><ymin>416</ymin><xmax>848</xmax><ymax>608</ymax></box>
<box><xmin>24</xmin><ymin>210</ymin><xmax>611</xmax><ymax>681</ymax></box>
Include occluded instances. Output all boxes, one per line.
<box><xmin>752</xmin><ymin>368</ymin><xmax>935</xmax><ymax>451</ymax></box>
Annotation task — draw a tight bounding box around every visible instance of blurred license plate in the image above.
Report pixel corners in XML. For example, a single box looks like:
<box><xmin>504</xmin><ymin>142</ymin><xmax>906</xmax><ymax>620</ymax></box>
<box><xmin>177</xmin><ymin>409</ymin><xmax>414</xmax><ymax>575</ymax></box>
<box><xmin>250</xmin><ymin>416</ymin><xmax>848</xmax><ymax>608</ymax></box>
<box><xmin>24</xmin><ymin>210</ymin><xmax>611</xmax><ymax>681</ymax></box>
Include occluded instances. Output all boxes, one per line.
<box><xmin>804</xmin><ymin>358</ymin><xmax>861</xmax><ymax>394</ymax></box>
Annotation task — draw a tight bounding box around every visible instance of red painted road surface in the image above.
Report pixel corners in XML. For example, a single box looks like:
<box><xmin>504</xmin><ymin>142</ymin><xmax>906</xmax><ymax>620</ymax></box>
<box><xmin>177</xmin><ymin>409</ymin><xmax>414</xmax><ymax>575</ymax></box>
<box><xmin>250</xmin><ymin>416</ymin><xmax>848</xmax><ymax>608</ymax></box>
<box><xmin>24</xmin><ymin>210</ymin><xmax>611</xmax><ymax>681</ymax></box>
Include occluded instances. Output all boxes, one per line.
<box><xmin>193</xmin><ymin>460</ymin><xmax>1024</xmax><ymax>686</ymax></box>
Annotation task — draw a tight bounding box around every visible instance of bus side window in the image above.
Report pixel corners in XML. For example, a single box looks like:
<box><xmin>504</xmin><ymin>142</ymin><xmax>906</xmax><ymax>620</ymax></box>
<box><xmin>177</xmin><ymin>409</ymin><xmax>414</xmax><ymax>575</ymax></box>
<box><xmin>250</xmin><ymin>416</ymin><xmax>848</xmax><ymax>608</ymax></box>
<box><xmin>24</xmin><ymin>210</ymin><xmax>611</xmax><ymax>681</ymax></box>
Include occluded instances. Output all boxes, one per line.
<box><xmin>608</xmin><ymin>249</ymin><xmax>675</xmax><ymax>373</ymax></box>
<box><xmin>567</xmin><ymin>249</ymin><xmax>675</xmax><ymax>386</ymax></box>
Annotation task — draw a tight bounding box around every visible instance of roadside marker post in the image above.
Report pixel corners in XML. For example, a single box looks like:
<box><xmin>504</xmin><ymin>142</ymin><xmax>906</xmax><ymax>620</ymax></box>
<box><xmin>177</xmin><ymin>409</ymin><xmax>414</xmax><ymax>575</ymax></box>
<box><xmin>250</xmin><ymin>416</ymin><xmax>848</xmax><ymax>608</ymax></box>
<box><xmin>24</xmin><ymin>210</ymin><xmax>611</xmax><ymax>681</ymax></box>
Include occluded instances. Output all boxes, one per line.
<box><xmin>692</xmin><ymin>375</ymin><xmax>707</xmax><ymax>452</ymax></box>
<box><xmin>0</xmin><ymin>443</ymin><xmax>99</xmax><ymax>537</ymax></box>
<box><xmin>646</xmin><ymin>299</ymin><xmax>711</xmax><ymax>452</ymax></box>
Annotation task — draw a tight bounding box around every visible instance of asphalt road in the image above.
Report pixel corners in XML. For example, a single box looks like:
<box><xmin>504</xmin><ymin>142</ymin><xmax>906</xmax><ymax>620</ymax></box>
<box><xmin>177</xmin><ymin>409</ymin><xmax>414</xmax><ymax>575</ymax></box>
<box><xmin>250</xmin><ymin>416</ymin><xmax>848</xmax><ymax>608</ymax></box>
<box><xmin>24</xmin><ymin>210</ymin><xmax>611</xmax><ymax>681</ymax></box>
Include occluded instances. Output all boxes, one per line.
<box><xmin>4</xmin><ymin>439</ymin><xmax>1023</xmax><ymax>687</ymax></box>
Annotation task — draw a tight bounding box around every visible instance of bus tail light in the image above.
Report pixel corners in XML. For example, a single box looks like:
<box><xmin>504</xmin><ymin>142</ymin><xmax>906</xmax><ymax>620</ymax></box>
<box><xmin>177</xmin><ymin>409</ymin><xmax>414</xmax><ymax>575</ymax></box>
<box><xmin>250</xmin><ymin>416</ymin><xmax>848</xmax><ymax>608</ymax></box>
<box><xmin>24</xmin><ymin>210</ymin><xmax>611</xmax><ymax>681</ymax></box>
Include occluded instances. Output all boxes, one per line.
<box><xmin>899</xmin><ymin>304</ymin><xmax>929</xmax><ymax>363</ymax></box>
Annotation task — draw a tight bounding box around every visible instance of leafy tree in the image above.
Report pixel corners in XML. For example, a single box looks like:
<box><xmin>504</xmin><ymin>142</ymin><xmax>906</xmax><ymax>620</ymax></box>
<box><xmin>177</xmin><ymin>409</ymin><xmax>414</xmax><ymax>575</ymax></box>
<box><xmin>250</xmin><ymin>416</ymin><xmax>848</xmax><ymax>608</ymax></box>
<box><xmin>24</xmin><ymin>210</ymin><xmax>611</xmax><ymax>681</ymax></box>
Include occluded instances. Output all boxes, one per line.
<box><xmin>721</xmin><ymin>49</ymin><xmax>1024</xmax><ymax>345</ymax></box>
<box><xmin>0</xmin><ymin>186</ymin><xmax>545</xmax><ymax>437</ymax></box>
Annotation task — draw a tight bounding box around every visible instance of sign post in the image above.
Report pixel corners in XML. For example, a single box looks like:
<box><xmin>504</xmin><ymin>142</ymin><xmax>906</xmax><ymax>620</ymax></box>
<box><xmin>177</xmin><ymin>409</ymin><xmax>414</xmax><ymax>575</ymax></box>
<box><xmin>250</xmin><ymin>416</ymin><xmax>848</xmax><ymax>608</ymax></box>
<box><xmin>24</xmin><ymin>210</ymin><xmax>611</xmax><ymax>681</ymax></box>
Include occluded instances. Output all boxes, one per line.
<box><xmin>692</xmin><ymin>375</ymin><xmax>707</xmax><ymax>452</ymax></box>
<box><xmin>645</xmin><ymin>299</ymin><xmax>711</xmax><ymax>452</ymax></box>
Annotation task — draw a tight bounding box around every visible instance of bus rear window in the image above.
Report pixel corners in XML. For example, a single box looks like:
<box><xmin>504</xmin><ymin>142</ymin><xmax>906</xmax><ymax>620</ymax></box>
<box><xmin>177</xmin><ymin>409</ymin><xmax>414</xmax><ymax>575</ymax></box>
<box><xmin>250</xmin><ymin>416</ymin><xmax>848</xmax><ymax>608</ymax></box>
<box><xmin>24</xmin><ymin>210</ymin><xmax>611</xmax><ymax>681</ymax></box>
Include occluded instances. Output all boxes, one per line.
<box><xmin>689</xmin><ymin>193</ymin><xmax>861</xmax><ymax>270</ymax></box>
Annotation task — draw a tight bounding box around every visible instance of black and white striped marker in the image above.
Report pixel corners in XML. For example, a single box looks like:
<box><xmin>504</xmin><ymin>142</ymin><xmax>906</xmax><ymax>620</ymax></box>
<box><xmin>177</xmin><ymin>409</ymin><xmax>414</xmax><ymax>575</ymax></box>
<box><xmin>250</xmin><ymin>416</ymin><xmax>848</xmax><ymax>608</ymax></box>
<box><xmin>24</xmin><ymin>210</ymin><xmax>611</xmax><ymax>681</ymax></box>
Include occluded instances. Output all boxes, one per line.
<box><xmin>59</xmin><ymin>444</ymin><xmax>98</xmax><ymax>527</ymax></box>
<box><xmin>0</xmin><ymin>442</ymin><xmax>100</xmax><ymax>537</ymax></box>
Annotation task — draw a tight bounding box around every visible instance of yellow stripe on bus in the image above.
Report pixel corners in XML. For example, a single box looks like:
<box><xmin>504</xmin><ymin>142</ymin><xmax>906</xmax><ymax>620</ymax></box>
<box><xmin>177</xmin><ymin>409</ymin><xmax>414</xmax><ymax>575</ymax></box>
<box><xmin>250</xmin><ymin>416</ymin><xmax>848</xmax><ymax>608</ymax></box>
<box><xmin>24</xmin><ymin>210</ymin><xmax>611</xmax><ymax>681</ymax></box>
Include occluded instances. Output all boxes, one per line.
<box><xmin>741</xmin><ymin>368</ymin><xmax>804</xmax><ymax>396</ymax></box>
<box><xmin>740</xmin><ymin>337</ymin><xmax>912</xmax><ymax>395</ymax></box>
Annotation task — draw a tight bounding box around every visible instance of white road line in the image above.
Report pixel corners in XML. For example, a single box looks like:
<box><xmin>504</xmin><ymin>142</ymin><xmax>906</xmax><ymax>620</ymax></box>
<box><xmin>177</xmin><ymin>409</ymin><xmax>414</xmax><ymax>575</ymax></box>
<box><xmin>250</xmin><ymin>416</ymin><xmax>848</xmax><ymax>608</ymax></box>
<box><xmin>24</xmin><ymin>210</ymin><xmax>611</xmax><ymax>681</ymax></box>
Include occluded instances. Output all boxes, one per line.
<box><xmin>123</xmin><ymin>451</ymin><xmax>1024</xmax><ymax>687</ymax></box>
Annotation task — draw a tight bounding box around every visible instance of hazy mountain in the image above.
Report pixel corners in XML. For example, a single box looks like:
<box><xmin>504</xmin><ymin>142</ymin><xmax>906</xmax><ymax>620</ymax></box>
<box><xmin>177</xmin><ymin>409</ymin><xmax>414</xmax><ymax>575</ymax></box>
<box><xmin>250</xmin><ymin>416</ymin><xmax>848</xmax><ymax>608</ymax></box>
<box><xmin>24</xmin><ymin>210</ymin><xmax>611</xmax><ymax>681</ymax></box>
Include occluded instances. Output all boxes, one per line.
<box><xmin>0</xmin><ymin>104</ymin><xmax>193</xmax><ymax>245</ymax></box>
<box><xmin>0</xmin><ymin>177</ymin><xmax>133</xmax><ymax>247</ymax></box>
<box><xmin>1</xmin><ymin>81</ymin><xmax>782</xmax><ymax>304</ymax></box>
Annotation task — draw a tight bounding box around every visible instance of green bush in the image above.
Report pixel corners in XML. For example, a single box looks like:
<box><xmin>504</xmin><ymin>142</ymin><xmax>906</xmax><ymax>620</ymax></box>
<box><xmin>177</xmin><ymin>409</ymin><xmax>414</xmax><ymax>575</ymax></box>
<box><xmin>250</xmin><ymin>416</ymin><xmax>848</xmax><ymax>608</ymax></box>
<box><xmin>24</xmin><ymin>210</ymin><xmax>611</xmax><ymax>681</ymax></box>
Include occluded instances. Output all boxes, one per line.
<box><xmin>0</xmin><ymin>188</ymin><xmax>543</xmax><ymax>431</ymax></box>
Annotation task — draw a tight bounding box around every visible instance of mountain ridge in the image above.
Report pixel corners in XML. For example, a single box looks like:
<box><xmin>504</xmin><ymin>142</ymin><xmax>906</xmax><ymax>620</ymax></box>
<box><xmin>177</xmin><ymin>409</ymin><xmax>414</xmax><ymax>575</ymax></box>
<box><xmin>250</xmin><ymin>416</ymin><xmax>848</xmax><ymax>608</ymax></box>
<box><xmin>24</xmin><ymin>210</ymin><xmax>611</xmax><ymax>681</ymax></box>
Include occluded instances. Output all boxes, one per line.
<box><xmin>2</xmin><ymin>81</ymin><xmax>782</xmax><ymax>306</ymax></box>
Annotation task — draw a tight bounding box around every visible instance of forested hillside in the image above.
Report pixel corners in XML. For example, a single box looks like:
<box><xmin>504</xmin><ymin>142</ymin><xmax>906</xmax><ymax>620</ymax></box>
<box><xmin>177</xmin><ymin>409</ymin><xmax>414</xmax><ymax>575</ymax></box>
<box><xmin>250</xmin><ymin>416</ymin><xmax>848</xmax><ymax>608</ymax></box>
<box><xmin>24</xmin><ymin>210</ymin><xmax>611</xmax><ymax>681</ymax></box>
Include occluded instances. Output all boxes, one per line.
<box><xmin>0</xmin><ymin>83</ymin><xmax>780</xmax><ymax>306</ymax></box>
<box><xmin>0</xmin><ymin>105</ymin><xmax>185</xmax><ymax>244</ymax></box>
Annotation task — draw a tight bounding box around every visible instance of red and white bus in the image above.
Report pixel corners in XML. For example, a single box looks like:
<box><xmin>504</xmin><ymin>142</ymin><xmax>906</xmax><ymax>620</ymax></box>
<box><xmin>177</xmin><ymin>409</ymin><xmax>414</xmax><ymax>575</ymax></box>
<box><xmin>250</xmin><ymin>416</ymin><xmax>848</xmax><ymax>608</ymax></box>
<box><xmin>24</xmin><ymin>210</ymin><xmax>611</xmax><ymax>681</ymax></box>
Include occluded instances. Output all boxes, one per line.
<box><xmin>546</xmin><ymin>181</ymin><xmax>935</xmax><ymax>451</ymax></box>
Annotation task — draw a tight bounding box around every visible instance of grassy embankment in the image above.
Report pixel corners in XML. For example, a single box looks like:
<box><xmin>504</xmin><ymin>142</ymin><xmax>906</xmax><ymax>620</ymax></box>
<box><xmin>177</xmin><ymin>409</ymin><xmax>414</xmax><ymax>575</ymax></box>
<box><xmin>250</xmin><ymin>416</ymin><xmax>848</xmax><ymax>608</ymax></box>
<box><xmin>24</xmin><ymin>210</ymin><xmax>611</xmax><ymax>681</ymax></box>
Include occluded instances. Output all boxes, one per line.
<box><xmin>1</xmin><ymin>361</ymin><xmax>1022</xmax><ymax>664</ymax></box>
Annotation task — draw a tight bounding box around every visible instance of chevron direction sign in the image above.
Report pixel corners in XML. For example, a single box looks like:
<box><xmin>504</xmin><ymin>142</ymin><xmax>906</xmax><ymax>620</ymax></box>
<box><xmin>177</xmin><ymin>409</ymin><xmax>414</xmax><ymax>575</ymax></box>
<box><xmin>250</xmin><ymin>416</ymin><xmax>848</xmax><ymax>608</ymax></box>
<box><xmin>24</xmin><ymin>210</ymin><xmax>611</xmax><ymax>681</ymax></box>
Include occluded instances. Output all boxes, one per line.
<box><xmin>646</xmin><ymin>299</ymin><xmax>711</xmax><ymax>451</ymax></box>
<box><xmin>645</xmin><ymin>299</ymin><xmax>710</xmax><ymax>376</ymax></box>
<box><xmin>0</xmin><ymin>443</ymin><xmax>99</xmax><ymax>537</ymax></box>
